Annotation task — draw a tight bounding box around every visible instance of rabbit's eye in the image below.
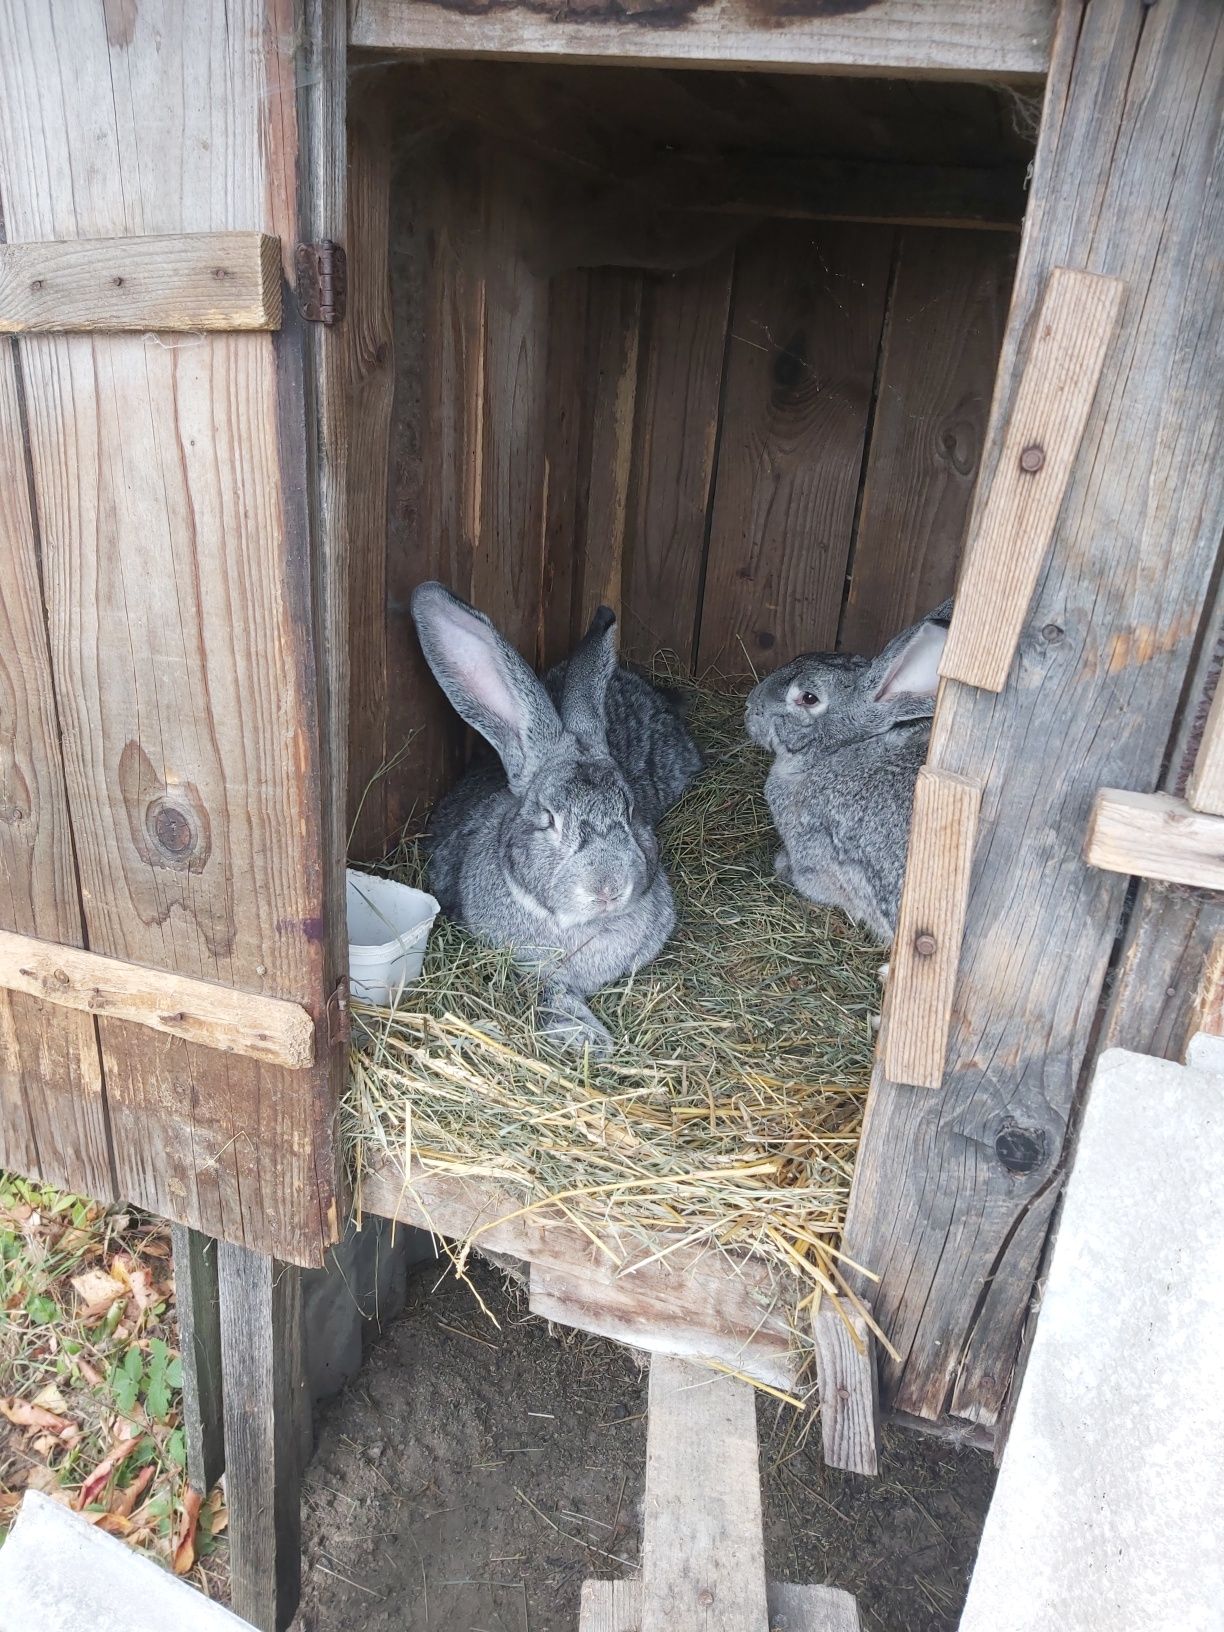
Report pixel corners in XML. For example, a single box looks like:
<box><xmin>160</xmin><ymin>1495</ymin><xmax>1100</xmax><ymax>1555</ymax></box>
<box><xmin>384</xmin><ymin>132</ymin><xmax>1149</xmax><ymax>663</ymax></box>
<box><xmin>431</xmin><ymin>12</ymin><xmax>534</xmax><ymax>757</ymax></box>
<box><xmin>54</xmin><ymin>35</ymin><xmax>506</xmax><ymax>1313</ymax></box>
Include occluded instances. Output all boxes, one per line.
<box><xmin>799</xmin><ymin>691</ymin><xmax>821</xmax><ymax>707</ymax></box>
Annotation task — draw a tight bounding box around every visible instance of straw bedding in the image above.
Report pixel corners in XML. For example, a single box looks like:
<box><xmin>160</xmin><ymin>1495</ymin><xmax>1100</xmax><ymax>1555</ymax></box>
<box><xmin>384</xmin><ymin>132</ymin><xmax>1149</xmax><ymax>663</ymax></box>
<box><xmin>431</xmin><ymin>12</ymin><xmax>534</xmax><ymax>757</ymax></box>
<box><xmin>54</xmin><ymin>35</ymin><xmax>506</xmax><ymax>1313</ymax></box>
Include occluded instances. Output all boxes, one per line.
<box><xmin>345</xmin><ymin>671</ymin><xmax>883</xmax><ymax>1394</ymax></box>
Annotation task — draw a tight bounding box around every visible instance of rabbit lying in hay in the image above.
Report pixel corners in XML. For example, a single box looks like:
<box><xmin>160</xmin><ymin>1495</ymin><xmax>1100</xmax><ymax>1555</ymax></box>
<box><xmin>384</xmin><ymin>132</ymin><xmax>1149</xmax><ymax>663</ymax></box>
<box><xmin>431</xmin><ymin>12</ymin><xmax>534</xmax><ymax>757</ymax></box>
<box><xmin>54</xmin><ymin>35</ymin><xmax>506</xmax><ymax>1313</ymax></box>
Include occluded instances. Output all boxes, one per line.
<box><xmin>744</xmin><ymin>601</ymin><xmax>953</xmax><ymax>947</ymax></box>
<box><xmin>411</xmin><ymin>583</ymin><xmax>702</xmax><ymax>1054</ymax></box>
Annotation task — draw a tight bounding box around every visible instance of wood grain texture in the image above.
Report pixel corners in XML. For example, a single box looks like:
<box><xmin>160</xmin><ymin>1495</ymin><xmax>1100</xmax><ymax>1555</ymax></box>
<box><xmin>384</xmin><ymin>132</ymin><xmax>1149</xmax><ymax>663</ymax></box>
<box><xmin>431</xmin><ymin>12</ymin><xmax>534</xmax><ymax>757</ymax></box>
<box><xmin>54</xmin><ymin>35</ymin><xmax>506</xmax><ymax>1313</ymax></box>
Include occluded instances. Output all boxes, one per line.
<box><xmin>351</xmin><ymin>0</ymin><xmax>1055</xmax><ymax>82</ymax></box>
<box><xmin>842</xmin><ymin>0</ymin><xmax>1224</xmax><ymax>1429</ymax></box>
<box><xmin>573</xmin><ymin>271</ymin><xmax>642</xmax><ymax>632</ymax></box>
<box><xmin>0</xmin><ymin>233</ymin><xmax>282</xmax><ymax>333</ymax></box>
<box><xmin>1085</xmin><ymin>789</ymin><xmax>1224</xmax><ymax>891</ymax></box>
<box><xmin>582</xmin><ymin>1580</ymin><xmax>861</xmax><ymax>1632</ymax></box>
<box><xmin>0</xmin><ymin>0</ymin><xmax>342</xmax><ymax>1262</ymax></box>
<box><xmin>172</xmin><ymin>1225</ymin><xmax>225</xmax><ymax>1496</ymax></box>
<box><xmin>812</xmin><ymin>1304</ymin><xmax>881</xmax><ymax>1476</ymax></box>
<box><xmin>621</xmin><ymin>254</ymin><xmax>734</xmax><ymax>671</ymax></box>
<box><xmin>540</xmin><ymin>269</ymin><xmax>591</xmax><ymax>668</ymax></box>
<box><xmin>580</xmin><ymin>1581</ymin><xmax>643</xmax><ymax>1632</ymax></box>
<box><xmin>883</xmin><ymin>769</ymin><xmax>982</xmax><ymax>1089</ymax></box>
<box><xmin>0</xmin><ymin>337</ymin><xmax>112</xmax><ymax>1197</ymax></box>
<box><xmin>360</xmin><ymin>1154</ymin><xmax>797</xmax><ymax>1390</ymax></box>
<box><xmin>217</xmin><ymin>1243</ymin><xmax>308</xmax><ymax>1632</ymax></box>
<box><xmin>1186</xmin><ymin>683</ymin><xmax>1224</xmax><ymax>815</ymax></box>
<box><xmin>938</xmin><ymin>267</ymin><xmax>1124</xmax><ymax>692</ymax></box>
<box><xmin>698</xmin><ymin>222</ymin><xmax>892</xmax><ymax>677</ymax></box>
<box><xmin>0</xmin><ymin>930</ymin><xmax>316</xmax><ymax>1068</ymax></box>
<box><xmin>344</xmin><ymin>97</ymin><xmax>396</xmax><ymax>861</ymax></box>
<box><xmin>841</xmin><ymin>231</ymin><xmax>1017</xmax><ymax>657</ymax></box>
<box><xmin>641</xmin><ymin>1355</ymin><xmax>769</xmax><ymax>1632</ymax></box>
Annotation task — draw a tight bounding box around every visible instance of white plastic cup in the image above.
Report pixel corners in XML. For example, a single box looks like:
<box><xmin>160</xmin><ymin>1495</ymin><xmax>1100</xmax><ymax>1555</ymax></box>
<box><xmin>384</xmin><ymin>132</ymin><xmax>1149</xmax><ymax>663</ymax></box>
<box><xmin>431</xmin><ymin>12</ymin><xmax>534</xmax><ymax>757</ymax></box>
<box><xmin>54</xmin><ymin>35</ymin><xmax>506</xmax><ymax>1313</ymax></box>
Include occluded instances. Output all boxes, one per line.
<box><xmin>346</xmin><ymin>868</ymin><xmax>439</xmax><ymax>1006</ymax></box>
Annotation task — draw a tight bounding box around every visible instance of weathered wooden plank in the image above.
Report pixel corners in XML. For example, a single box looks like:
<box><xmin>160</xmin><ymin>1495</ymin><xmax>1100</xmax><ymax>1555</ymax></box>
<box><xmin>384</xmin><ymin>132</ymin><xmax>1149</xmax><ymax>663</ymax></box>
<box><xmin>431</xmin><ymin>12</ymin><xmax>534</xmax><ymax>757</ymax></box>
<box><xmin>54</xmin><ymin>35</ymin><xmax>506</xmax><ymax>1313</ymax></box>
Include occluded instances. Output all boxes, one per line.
<box><xmin>621</xmin><ymin>252</ymin><xmax>734</xmax><ymax>671</ymax></box>
<box><xmin>344</xmin><ymin>95</ymin><xmax>396</xmax><ymax>861</ymax></box>
<box><xmin>698</xmin><ymin>222</ymin><xmax>892</xmax><ymax>677</ymax></box>
<box><xmin>0</xmin><ymin>233</ymin><xmax>282</xmax><ymax>333</ymax></box>
<box><xmin>350</xmin><ymin>0</ymin><xmax>1055</xmax><ymax>82</ymax></box>
<box><xmin>360</xmin><ymin>1154</ymin><xmax>797</xmax><ymax>1389</ymax></box>
<box><xmin>217</xmin><ymin>1243</ymin><xmax>308</xmax><ymax>1632</ymax></box>
<box><xmin>529</xmin><ymin>1259</ymin><xmax>796</xmax><ymax>1393</ymax></box>
<box><xmin>0</xmin><ymin>331</ymin><xmax>112</xmax><ymax>1197</ymax></box>
<box><xmin>573</xmin><ymin>271</ymin><xmax>642</xmax><ymax>631</ymax></box>
<box><xmin>0</xmin><ymin>0</ymin><xmax>343</xmax><ymax>1263</ymax></box>
<box><xmin>1185</xmin><ymin>683</ymin><xmax>1224</xmax><ymax>816</ymax></box>
<box><xmin>540</xmin><ymin>270</ymin><xmax>590</xmax><ymax>668</ymax></box>
<box><xmin>812</xmin><ymin>1303</ymin><xmax>881</xmax><ymax>1477</ymax></box>
<box><xmin>1085</xmin><ymin>789</ymin><xmax>1224</xmax><ymax>890</ymax></box>
<box><xmin>581</xmin><ymin>1580</ymin><xmax>861</xmax><ymax>1632</ymax></box>
<box><xmin>172</xmin><ymin>1225</ymin><xmax>225</xmax><ymax>1496</ymax></box>
<box><xmin>641</xmin><ymin>1355</ymin><xmax>769</xmax><ymax>1632</ymax></box>
<box><xmin>938</xmin><ymin>267</ymin><xmax>1124</xmax><ymax>693</ymax></box>
<box><xmin>842</xmin><ymin>0</ymin><xmax>1224</xmax><ymax>1429</ymax></box>
<box><xmin>0</xmin><ymin>930</ymin><xmax>316</xmax><ymax>1067</ymax></box>
<box><xmin>883</xmin><ymin>769</ymin><xmax>982</xmax><ymax>1090</ymax></box>
<box><xmin>841</xmin><ymin>230</ymin><xmax>1017</xmax><ymax>657</ymax></box>
<box><xmin>580</xmin><ymin>1580</ymin><xmax>643</xmax><ymax>1632</ymax></box>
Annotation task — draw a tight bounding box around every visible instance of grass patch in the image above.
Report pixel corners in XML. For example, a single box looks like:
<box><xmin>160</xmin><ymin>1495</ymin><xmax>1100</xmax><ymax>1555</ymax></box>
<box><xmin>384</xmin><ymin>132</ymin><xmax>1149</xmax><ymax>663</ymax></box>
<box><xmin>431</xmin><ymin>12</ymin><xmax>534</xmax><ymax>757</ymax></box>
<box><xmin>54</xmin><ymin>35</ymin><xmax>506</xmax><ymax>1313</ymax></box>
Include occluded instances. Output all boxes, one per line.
<box><xmin>0</xmin><ymin>1174</ymin><xmax>225</xmax><ymax>1580</ymax></box>
<box><xmin>346</xmin><ymin>673</ymin><xmax>883</xmax><ymax>1391</ymax></box>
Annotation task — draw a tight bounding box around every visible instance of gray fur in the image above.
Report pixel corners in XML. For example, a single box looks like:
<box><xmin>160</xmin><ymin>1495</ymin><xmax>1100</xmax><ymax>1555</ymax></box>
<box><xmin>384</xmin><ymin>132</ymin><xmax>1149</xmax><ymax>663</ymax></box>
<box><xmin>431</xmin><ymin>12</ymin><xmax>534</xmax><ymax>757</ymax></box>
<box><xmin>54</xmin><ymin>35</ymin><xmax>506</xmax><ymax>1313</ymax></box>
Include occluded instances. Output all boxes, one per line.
<box><xmin>744</xmin><ymin>601</ymin><xmax>953</xmax><ymax>946</ymax></box>
<box><xmin>411</xmin><ymin>584</ymin><xmax>702</xmax><ymax>1052</ymax></box>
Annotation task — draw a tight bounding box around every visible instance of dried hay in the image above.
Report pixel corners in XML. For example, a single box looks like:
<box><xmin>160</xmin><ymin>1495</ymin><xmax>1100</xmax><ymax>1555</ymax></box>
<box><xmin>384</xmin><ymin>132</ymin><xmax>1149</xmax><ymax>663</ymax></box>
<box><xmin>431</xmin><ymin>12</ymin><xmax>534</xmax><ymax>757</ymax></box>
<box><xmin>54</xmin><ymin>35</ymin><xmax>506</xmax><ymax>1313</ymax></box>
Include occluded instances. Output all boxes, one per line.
<box><xmin>345</xmin><ymin>668</ymin><xmax>886</xmax><ymax>1395</ymax></box>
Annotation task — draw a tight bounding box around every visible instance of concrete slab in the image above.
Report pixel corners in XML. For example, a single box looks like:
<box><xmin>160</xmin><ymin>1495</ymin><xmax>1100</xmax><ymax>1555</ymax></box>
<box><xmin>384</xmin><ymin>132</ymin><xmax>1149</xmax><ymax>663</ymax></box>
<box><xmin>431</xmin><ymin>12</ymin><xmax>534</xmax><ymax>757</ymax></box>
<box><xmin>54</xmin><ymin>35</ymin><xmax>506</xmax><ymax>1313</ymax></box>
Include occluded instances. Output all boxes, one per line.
<box><xmin>960</xmin><ymin>1047</ymin><xmax>1224</xmax><ymax>1632</ymax></box>
<box><xmin>0</xmin><ymin>1490</ymin><xmax>255</xmax><ymax>1632</ymax></box>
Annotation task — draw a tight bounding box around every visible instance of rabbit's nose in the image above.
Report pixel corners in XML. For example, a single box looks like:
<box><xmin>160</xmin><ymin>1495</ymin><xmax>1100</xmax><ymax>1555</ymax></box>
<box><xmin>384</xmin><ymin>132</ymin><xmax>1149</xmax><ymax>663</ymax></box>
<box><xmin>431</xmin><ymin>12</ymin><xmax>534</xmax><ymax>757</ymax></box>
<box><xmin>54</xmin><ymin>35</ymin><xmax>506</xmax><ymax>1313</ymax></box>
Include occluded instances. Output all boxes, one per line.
<box><xmin>595</xmin><ymin>882</ymin><xmax>630</xmax><ymax>911</ymax></box>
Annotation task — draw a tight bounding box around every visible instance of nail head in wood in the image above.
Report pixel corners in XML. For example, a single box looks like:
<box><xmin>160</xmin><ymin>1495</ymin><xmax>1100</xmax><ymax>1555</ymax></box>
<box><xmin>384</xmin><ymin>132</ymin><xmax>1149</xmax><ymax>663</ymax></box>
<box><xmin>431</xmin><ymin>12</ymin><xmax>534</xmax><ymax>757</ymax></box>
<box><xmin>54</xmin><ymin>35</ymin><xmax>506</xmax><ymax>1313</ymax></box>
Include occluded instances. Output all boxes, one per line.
<box><xmin>1018</xmin><ymin>442</ymin><xmax>1045</xmax><ymax>472</ymax></box>
<box><xmin>913</xmin><ymin>932</ymin><xmax>938</xmax><ymax>958</ymax></box>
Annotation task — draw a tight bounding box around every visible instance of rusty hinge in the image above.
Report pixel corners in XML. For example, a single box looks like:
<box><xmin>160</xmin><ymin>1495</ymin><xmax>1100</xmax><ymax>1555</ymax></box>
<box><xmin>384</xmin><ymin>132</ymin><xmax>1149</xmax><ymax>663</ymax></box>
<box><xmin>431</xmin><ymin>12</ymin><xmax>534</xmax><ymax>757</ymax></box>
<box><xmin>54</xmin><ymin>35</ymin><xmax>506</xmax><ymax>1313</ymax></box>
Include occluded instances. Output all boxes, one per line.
<box><xmin>295</xmin><ymin>240</ymin><xmax>347</xmax><ymax>325</ymax></box>
<box><xmin>326</xmin><ymin>978</ymin><xmax>350</xmax><ymax>1047</ymax></box>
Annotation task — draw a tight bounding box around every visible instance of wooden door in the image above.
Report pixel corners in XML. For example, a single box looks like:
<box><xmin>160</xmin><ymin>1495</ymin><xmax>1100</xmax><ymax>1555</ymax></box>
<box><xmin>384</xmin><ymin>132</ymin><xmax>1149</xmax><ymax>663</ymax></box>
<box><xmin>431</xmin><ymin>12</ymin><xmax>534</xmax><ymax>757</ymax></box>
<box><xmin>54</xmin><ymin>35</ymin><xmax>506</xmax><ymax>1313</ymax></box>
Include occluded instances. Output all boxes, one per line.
<box><xmin>0</xmin><ymin>0</ymin><xmax>347</xmax><ymax>1266</ymax></box>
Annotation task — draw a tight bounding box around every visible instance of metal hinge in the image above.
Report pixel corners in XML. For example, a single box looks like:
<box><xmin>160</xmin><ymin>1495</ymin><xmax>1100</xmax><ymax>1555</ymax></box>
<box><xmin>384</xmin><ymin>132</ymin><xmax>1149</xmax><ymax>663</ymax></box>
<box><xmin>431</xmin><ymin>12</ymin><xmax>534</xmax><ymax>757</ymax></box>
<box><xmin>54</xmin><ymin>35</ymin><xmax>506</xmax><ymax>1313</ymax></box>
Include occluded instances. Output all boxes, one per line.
<box><xmin>295</xmin><ymin>240</ymin><xmax>347</xmax><ymax>325</ymax></box>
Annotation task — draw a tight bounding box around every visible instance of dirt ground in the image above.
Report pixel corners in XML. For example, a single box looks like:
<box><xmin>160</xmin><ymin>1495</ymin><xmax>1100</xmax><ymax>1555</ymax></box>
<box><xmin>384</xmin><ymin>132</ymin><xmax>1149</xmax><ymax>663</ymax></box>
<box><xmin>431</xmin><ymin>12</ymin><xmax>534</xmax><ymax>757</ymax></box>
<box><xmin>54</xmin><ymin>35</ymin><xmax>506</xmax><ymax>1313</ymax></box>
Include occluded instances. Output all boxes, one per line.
<box><xmin>295</xmin><ymin>1258</ymin><xmax>994</xmax><ymax>1632</ymax></box>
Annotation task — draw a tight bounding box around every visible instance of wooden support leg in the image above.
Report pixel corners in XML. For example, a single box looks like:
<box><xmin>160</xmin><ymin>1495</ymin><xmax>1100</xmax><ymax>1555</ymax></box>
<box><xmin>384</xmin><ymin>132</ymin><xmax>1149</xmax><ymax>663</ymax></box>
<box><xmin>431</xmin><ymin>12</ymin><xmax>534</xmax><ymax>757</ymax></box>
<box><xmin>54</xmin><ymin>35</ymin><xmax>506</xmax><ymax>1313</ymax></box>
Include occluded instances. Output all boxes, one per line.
<box><xmin>171</xmin><ymin>1225</ymin><xmax>225</xmax><ymax>1496</ymax></box>
<box><xmin>217</xmin><ymin>1243</ymin><xmax>309</xmax><ymax>1632</ymax></box>
<box><xmin>812</xmin><ymin>1303</ymin><xmax>881</xmax><ymax>1476</ymax></box>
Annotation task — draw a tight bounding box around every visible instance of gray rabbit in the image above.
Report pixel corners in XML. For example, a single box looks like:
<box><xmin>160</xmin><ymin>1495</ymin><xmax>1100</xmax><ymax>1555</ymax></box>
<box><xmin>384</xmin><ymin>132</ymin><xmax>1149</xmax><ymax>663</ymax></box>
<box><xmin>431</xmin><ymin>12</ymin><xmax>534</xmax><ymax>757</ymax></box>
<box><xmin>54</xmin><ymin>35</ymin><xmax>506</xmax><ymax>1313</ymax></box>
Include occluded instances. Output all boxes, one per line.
<box><xmin>411</xmin><ymin>583</ymin><xmax>702</xmax><ymax>1053</ymax></box>
<box><xmin>744</xmin><ymin>602</ymin><xmax>953</xmax><ymax>946</ymax></box>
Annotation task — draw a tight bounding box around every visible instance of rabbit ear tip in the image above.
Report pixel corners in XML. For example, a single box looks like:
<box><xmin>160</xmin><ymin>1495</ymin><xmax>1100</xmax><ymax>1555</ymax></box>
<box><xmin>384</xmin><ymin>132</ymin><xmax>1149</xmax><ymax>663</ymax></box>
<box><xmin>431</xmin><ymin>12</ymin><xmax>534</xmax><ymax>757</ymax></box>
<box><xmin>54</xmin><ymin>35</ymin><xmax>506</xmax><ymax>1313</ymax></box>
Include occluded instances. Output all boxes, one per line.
<box><xmin>590</xmin><ymin>605</ymin><xmax>617</xmax><ymax>635</ymax></box>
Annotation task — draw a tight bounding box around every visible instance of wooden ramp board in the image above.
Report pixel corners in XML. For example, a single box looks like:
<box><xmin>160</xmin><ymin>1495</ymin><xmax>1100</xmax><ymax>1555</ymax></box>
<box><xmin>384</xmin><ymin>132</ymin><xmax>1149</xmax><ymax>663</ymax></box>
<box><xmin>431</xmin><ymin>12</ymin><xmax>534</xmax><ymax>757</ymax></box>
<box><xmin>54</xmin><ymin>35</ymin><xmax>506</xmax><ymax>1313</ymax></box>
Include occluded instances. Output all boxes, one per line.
<box><xmin>960</xmin><ymin>1048</ymin><xmax>1224</xmax><ymax>1631</ymax></box>
<box><xmin>580</xmin><ymin>1581</ymin><xmax>860</xmax><ymax>1631</ymax></box>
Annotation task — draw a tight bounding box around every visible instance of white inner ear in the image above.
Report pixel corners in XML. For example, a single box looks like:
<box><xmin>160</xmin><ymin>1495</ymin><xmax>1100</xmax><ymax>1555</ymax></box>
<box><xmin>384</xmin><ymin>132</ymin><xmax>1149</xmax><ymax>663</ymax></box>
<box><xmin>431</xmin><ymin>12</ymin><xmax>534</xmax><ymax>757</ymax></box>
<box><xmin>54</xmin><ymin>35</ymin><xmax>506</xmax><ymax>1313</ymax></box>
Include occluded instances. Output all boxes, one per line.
<box><xmin>875</xmin><ymin>621</ymin><xmax>948</xmax><ymax>701</ymax></box>
<box><xmin>445</xmin><ymin>606</ymin><xmax>524</xmax><ymax>741</ymax></box>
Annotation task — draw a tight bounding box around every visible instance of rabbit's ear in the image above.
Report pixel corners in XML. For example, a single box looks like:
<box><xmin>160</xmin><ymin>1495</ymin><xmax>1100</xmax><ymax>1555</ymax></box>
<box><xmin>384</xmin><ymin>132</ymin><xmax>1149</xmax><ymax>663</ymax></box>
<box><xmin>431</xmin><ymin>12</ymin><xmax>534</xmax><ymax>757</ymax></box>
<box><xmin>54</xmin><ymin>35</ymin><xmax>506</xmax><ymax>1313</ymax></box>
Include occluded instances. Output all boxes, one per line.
<box><xmin>560</xmin><ymin>605</ymin><xmax>617</xmax><ymax>751</ymax></box>
<box><xmin>411</xmin><ymin>582</ymin><xmax>561</xmax><ymax>789</ymax></box>
<box><xmin>871</xmin><ymin>617</ymin><xmax>949</xmax><ymax>703</ymax></box>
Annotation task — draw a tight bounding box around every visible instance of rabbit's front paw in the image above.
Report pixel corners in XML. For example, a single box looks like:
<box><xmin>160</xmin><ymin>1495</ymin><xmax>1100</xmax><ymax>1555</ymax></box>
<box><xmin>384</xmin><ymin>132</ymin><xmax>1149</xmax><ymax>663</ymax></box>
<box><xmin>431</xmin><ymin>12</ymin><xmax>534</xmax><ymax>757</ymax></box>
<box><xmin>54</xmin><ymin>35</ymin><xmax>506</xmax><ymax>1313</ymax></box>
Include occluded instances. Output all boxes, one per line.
<box><xmin>774</xmin><ymin>846</ymin><xmax>794</xmax><ymax>886</ymax></box>
<box><xmin>539</xmin><ymin>988</ymin><xmax>614</xmax><ymax>1059</ymax></box>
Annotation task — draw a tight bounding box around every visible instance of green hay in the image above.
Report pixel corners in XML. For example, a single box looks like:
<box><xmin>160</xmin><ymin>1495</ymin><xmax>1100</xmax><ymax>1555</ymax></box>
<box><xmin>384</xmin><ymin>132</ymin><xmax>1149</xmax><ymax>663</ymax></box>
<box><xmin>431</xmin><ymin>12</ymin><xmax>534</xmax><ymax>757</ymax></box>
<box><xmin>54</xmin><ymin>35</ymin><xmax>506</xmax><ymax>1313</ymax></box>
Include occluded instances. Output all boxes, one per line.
<box><xmin>344</xmin><ymin>667</ymin><xmax>882</xmax><ymax>1392</ymax></box>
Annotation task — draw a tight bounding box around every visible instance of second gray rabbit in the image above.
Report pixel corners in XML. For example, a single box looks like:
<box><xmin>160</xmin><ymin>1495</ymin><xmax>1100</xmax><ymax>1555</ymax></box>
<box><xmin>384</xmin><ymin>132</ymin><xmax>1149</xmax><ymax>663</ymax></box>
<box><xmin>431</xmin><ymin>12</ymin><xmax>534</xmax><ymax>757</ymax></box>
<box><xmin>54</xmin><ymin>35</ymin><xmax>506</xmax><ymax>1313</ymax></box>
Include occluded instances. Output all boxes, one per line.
<box><xmin>411</xmin><ymin>583</ymin><xmax>702</xmax><ymax>1053</ymax></box>
<box><xmin>744</xmin><ymin>602</ymin><xmax>952</xmax><ymax>945</ymax></box>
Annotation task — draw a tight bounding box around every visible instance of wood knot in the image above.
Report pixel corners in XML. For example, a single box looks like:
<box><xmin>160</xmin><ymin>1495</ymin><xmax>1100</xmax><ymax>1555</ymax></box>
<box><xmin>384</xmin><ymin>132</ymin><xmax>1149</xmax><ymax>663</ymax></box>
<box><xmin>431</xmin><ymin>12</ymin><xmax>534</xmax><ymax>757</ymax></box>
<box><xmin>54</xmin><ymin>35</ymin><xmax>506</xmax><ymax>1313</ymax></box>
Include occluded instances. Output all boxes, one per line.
<box><xmin>148</xmin><ymin>800</ymin><xmax>197</xmax><ymax>860</ymax></box>
<box><xmin>913</xmin><ymin>932</ymin><xmax>938</xmax><ymax>958</ymax></box>
<box><xmin>30</xmin><ymin>278</ymin><xmax>44</xmax><ymax>292</ymax></box>
<box><xmin>1041</xmin><ymin>623</ymin><xmax>1064</xmax><ymax>644</ymax></box>
<box><xmin>1019</xmin><ymin>443</ymin><xmax>1045</xmax><ymax>474</ymax></box>
<box><xmin>995</xmin><ymin>1120</ymin><xmax>1047</xmax><ymax>1174</ymax></box>
<box><xmin>112</xmin><ymin>275</ymin><xmax>125</xmax><ymax>287</ymax></box>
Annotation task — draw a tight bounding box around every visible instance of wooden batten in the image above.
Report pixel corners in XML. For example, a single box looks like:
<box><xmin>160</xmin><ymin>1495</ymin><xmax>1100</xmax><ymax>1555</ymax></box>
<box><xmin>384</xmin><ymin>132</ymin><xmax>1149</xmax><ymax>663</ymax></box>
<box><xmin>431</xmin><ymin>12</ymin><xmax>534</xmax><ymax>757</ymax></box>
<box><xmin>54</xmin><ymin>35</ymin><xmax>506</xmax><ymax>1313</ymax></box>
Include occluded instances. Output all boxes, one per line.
<box><xmin>883</xmin><ymin>768</ymin><xmax>982</xmax><ymax>1089</ymax></box>
<box><xmin>0</xmin><ymin>233</ymin><xmax>283</xmax><ymax>332</ymax></box>
<box><xmin>813</xmin><ymin>1302</ymin><xmax>882</xmax><ymax>1477</ymax></box>
<box><xmin>939</xmin><ymin>267</ymin><xmax>1124</xmax><ymax>693</ymax></box>
<box><xmin>1186</xmin><ymin>683</ymin><xmax>1224</xmax><ymax>815</ymax></box>
<box><xmin>1085</xmin><ymin>789</ymin><xmax>1224</xmax><ymax>893</ymax></box>
<box><xmin>350</xmin><ymin>0</ymin><xmax>1055</xmax><ymax>82</ymax></box>
<box><xmin>0</xmin><ymin>931</ymin><xmax>316</xmax><ymax>1069</ymax></box>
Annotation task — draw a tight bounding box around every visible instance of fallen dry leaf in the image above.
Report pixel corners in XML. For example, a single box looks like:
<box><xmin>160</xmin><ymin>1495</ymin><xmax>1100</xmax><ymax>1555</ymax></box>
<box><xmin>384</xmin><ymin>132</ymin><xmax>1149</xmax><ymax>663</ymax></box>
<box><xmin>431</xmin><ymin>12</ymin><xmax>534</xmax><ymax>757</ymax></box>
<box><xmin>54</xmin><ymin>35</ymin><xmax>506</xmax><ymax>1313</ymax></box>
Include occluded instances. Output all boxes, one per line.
<box><xmin>111</xmin><ymin>1463</ymin><xmax>155</xmax><ymax>1519</ymax></box>
<box><xmin>172</xmin><ymin>1486</ymin><xmax>203</xmax><ymax>1575</ymax></box>
<box><xmin>201</xmin><ymin>1485</ymin><xmax>229</xmax><ymax>1537</ymax></box>
<box><xmin>0</xmin><ymin>1398</ymin><xmax>73</xmax><ymax>1434</ymax></box>
<box><xmin>94</xmin><ymin>1512</ymin><xmax>132</xmax><ymax>1535</ymax></box>
<box><xmin>31</xmin><ymin>1382</ymin><xmax>69</xmax><ymax>1416</ymax></box>
<box><xmin>0</xmin><ymin>1490</ymin><xmax>22</xmax><ymax>1514</ymax></box>
<box><xmin>75</xmin><ymin>1447</ymin><xmax>127</xmax><ymax>1511</ymax></box>
<box><xmin>76</xmin><ymin>1357</ymin><xmax>104</xmax><ymax>1387</ymax></box>
<box><xmin>70</xmin><ymin>1268</ymin><xmax>126</xmax><ymax>1318</ymax></box>
<box><xmin>128</xmin><ymin>1267</ymin><xmax>157</xmax><ymax>1312</ymax></box>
